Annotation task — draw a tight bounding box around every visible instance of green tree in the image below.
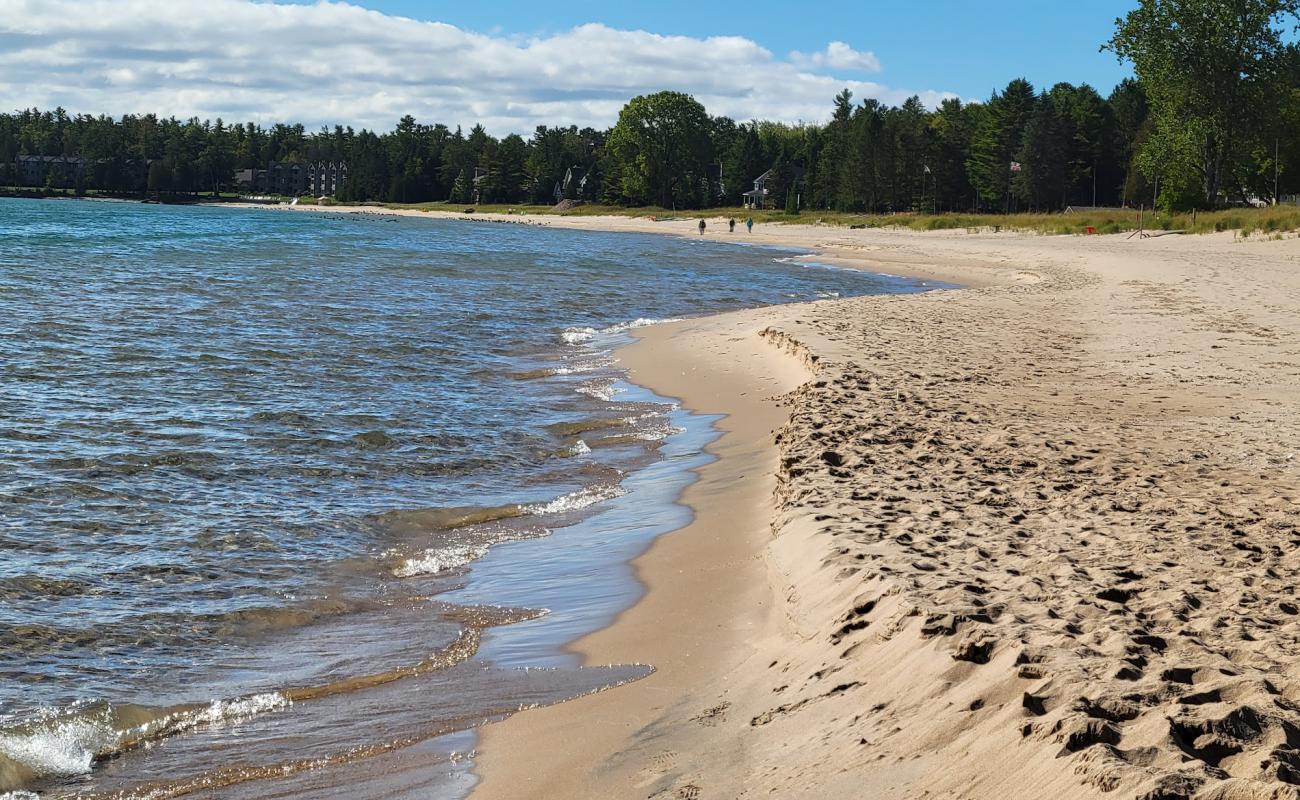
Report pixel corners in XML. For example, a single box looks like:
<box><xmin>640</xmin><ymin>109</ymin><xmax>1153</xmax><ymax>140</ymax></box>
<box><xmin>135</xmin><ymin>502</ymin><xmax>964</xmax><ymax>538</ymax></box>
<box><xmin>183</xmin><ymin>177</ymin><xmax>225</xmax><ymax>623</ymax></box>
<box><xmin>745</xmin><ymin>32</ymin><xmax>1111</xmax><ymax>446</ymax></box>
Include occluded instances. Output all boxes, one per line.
<box><xmin>1108</xmin><ymin>0</ymin><xmax>1300</xmax><ymax>207</ymax></box>
<box><xmin>146</xmin><ymin>160</ymin><xmax>171</xmax><ymax>195</ymax></box>
<box><xmin>606</xmin><ymin>91</ymin><xmax>714</xmax><ymax>208</ymax></box>
<box><xmin>967</xmin><ymin>79</ymin><xmax>1037</xmax><ymax>211</ymax></box>
<box><xmin>1108</xmin><ymin>79</ymin><xmax>1150</xmax><ymax>205</ymax></box>
<box><xmin>722</xmin><ymin>123</ymin><xmax>765</xmax><ymax>206</ymax></box>
<box><xmin>1014</xmin><ymin>92</ymin><xmax>1067</xmax><ymax>209</ymax></box>
<box><xmin>485</xmin><ymin>133</ymin><xmax>527</xmax><ymax>202</ymax></box>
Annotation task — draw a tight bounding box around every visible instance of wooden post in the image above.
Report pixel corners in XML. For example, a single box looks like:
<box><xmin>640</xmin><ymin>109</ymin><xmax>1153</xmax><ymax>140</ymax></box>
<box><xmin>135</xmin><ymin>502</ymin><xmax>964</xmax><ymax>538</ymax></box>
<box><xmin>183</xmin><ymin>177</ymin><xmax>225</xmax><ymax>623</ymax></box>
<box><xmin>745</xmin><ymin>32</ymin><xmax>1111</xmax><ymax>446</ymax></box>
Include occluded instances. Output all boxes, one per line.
<box><xmin>1129</xmin><ymin>204</ymin><xmax>1144</xmax><ymax>240</ymax></box>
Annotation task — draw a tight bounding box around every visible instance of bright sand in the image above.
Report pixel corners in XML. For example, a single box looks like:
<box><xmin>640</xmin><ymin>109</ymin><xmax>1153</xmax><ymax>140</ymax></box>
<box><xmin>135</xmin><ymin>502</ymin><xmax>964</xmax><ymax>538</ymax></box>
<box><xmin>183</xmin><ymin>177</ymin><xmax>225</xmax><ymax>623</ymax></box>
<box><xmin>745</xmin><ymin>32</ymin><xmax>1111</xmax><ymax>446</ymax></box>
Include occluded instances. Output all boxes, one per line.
<box><xmin>261</xmin><ymin>204</ymin><xmax>1300</xmax><ymax>799</ymax></box>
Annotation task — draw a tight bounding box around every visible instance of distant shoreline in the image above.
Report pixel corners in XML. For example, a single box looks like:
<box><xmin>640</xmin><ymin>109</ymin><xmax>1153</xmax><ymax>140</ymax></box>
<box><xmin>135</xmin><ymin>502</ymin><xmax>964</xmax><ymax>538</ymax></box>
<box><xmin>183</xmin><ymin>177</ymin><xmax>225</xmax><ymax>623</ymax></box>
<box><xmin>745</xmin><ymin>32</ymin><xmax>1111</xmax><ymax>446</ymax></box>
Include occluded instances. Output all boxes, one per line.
<box><xmin>220</xmin><ymin>199</ymin><xmax>1014</xmax><ymax>289</ymax></box>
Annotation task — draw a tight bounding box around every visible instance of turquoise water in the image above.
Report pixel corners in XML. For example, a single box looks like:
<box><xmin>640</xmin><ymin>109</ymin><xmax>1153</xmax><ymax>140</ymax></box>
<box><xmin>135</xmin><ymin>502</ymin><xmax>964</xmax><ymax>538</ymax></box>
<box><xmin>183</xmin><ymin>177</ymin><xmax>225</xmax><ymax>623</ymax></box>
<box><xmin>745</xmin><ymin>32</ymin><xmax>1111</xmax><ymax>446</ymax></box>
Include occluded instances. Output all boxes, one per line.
<box><xmin>0</xmin><ymin>198</ymin><xmax>931</xmax><ymax>797</ymax></box>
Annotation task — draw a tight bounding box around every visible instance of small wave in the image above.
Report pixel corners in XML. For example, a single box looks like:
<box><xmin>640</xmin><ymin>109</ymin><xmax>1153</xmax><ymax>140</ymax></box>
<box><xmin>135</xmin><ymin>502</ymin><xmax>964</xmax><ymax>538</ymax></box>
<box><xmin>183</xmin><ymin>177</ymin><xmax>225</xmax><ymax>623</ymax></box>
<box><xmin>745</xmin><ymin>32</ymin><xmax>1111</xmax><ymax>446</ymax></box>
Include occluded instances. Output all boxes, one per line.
<box><xmin>376</xmin><ymin>504</ymin><xmax>527</xmax><ymax>533</ymax></box>
<box><xmin>545</xmin><ymin>418</ymin><xmax>630</xmax><ymax>437</ymax></box>
<box><xmin>351</xmin><ymin>430</ymin><xmax>396</xmax><ymax>449</ymax></box>
<box><xmin>560</xmin><ymin>326</ymin><xmax>598</xmax><ymax>345</ymax></box>
<box><xmin>393</xmin><ymin>543</ymin><xmax>489</xmax><ymax>577</ymax></box>
<box><xmin>507</xmin><ymin>367</ymin><xmax>559</xmax><ymax>380</ymax></box>
<box><xmin>560</xmin><ymin>318</ymin><xmax>681</xmax><ymax>345</ymax></box>
<box><xmin>248</xmin><ymin>410</ymin><xmax>316</xmax><ymax>426</ymax></box>
<box><xmin>525</xmin><ymin>484</ymin><xmax>626</xmax><ymax>515</ymax></box>
<box><xmin>0</xmin><ymin>694</ymin><xmax>289</xmax><ymax>792</ymax></box>
<box><xmin>631</xmin><ymin>424</ymin><xmax>687</xmax><ymax>442</ymax></box>
<box><xmin>602</xmin><ymin>317</ymin><xmax>681</xmax><ymax>334</ymax></box>
<box><xmin>0</xmin><ymin>575</ymin><xmax>95</xmax><ymax>601</ymax></box>
<box><xmin>551</xmin><ymin>357</ymin><xmax>612</xmax><ymax>375</ymax></box>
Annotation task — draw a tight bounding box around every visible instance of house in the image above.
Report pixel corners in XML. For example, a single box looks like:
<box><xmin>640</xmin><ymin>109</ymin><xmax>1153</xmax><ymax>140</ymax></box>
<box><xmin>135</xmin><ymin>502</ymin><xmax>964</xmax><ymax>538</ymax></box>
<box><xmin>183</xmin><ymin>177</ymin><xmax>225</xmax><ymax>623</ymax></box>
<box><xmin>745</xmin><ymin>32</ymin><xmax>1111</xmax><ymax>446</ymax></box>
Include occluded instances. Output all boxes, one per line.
<box><xmin>308</xmin><ymin>161</ymin><xmax>348</xmax><ymax>196</ymax></box>
<box><xmin>13</xmin><ymin>155</ymin><xmax>86</xmax><ymax>188</ymax></box>
<box><xmin>268</xmin><ymin>162</ymin><xmax>306</xmax><ymax>196</ymax></box>
<box><xmin>235</xmin><ymin>161</ymin><xmax>349</xmax><ymax>197</ymax></box>
<box><xmin>742</xmin><ymin>165</ymin><xmax>806</xmax><ymax>209</ymax></box>
<box><xmin>233</xmin><ymin>168</ymin><xmax>261</xmax><ymax>192</ymax></box>
<box><xmin>552</xmin><ymin>165</ymin><xmax>589</xmax><ymax>202</ymax></box>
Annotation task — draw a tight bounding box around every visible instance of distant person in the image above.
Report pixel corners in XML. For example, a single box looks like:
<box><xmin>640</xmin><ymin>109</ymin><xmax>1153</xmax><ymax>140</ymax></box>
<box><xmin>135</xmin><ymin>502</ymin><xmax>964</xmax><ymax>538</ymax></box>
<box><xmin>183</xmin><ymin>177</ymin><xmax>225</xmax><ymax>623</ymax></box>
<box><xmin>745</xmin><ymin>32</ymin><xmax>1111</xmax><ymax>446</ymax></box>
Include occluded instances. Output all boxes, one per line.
<box><xmin>728</xmin><ymin>218</ymin><xmax>736</xmax><ymax>233</ymax></box>
<box><xmin>698</xmin><ymin>219</ymin><xmax>706</xmax><ymax>235</ymax></box>
<box><xmin>745</xmin><ymin>217</ymin><xmax>753</xmax><ymax>233</ymax></box>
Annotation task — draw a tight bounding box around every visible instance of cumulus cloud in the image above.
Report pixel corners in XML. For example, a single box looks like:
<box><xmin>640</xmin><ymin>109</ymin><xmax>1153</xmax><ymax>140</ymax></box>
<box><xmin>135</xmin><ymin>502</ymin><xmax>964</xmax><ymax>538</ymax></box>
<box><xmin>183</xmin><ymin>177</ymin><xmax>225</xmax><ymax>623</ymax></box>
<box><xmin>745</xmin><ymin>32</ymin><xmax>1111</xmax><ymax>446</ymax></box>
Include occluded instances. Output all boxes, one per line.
<box><xmin>0</xmin><ymin>0</ymin><xmax>956</xmax><ymax>133</ymax></box>
<box><xmin>789</xmin><ymin>41</ymin><xmax>882</xmax><ymax>73</ymax></box>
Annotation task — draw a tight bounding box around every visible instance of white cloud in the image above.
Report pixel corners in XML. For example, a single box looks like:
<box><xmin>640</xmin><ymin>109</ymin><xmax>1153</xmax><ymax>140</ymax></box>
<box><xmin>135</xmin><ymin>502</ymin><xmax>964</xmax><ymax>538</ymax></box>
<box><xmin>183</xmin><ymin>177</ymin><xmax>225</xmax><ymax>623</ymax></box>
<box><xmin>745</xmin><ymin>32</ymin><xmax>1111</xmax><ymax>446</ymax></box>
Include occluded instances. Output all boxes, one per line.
<box><xmin>789</xmin><ymin>41</ymin><xmax>882</xmax><ymax>73</ymax></box>
<box><xmin>0</xmin><ymin>0</ymin><xmax>955</xmax><ymax>134</ymax></box>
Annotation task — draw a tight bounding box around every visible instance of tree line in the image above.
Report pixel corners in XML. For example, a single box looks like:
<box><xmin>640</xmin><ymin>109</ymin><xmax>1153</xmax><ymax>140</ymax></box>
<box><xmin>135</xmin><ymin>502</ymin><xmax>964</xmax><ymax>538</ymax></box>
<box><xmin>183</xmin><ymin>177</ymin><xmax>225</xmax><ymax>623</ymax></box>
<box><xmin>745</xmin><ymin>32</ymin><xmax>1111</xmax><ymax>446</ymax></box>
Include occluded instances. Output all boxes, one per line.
<box><xmin>2</xmin><ymin>1</ymin><xmax>1297</xmax><ymax>212</ymax></box>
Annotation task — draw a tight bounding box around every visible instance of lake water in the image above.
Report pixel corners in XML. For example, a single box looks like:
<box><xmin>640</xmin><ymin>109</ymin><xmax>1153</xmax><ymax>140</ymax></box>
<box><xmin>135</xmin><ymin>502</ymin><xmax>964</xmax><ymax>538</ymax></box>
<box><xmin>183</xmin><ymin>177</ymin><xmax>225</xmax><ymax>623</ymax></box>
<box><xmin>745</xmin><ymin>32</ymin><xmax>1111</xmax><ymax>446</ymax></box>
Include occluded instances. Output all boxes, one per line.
<box><xmin>0</xmin><ymin>198</ymin><xmax>931</xmax><ymax>798</ymax></box>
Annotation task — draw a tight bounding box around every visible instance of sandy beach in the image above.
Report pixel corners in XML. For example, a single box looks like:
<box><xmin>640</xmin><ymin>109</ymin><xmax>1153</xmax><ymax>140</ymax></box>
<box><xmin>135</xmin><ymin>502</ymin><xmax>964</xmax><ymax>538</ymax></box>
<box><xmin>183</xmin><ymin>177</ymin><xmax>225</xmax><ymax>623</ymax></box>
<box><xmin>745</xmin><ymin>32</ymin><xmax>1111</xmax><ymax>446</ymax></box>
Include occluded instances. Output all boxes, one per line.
<box><xmin>253</xmin><ymin>203</ymin><xmax>1300</xmax><ymax>799</ymax></box>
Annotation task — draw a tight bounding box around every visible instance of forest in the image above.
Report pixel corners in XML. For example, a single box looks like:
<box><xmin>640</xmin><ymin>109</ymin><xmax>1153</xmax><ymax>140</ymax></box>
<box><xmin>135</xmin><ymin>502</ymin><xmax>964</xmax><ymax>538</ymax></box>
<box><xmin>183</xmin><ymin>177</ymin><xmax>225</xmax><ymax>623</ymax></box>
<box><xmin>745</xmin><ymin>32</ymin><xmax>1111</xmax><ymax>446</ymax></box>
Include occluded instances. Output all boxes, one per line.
<box><xmin>2</xmin><ymin>0</ymin><xmax>1298</xmax><ymax>213</ymax></box>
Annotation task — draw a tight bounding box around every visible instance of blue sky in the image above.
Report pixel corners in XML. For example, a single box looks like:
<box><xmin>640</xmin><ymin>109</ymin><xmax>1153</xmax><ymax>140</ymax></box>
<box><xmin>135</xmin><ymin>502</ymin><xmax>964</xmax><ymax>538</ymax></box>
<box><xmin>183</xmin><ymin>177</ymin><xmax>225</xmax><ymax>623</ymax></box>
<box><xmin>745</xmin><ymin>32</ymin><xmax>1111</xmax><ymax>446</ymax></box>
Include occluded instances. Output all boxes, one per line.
<box><xmin>305</xmin><ymin>0</ymin><xmax>1138</xmax><ymax>99</ymax></box>
<box><xmin>1</xmin><ymin>0</ymin><xmax>1139</xmax><ymax>133</ymax></box>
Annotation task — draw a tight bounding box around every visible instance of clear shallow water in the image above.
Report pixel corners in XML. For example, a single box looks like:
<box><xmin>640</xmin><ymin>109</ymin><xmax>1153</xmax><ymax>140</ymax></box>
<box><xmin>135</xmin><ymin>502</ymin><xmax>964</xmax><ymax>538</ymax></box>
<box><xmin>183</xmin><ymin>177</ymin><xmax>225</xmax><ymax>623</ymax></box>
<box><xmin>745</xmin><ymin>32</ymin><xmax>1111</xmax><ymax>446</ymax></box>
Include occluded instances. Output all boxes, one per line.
<box><xmin>0</xmin><ymin>198</ymin><xmax>931</xmax><ymax>797</ymax></box>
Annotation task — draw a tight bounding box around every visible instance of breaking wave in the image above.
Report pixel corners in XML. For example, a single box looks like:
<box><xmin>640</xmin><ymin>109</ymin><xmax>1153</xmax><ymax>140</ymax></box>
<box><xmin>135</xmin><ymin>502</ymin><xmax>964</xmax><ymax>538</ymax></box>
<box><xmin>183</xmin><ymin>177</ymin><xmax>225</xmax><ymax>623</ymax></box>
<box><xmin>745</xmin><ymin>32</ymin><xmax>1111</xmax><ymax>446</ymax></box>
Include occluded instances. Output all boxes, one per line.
<box><xmin>0</xmin><ymin>694</ymin><xmax>290</xmax><ymax>792</ymax></box>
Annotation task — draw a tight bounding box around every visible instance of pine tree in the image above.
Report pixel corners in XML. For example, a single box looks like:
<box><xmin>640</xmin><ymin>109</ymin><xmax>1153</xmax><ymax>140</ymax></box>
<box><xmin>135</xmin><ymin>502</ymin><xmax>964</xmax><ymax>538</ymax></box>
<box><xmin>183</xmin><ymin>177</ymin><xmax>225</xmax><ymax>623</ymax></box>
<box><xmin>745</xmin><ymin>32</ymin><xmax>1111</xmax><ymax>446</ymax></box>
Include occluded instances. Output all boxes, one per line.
<box><xmin>967</xmin><ymin>79</ymin><xmax>1037</xmax><ymax>211</ymax></box>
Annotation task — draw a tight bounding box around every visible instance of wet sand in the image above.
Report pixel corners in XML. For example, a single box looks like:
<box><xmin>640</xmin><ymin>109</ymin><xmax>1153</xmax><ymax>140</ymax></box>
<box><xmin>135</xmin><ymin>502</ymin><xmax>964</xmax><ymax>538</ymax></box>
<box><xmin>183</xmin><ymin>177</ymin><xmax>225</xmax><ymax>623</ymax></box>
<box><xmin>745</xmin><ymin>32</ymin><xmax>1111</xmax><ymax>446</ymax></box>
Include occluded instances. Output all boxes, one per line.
<box><xmin>464</xmin><ymin>223</ymin><xmax>1300</xmax><ymax>799</ymax></box>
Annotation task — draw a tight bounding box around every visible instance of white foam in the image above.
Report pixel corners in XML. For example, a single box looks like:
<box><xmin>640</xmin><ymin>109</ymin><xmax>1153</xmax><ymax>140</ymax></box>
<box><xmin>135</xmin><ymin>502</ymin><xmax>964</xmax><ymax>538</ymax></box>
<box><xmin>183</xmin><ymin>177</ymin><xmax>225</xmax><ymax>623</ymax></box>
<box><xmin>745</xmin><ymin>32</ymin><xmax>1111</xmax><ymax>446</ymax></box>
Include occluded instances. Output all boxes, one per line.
<box><xmin>560</xmin><ymin>326</ymin><xmax>598</xmax><ymax>345</ymax></box>
<box><xmin>551</xmin><ymin>358</ymin><xmax>609</xmax><ymax>375</ymax></box>
<box><xmin>632</xmin><ymin>424</ymin><xmax>687</xmax><ymax>442</ymax></box>
<box><xmin>394</xmin><ymin>544</ymin><xmax>489</xmax><ymax>577</ymax></box>
<box><xmin>600</xmin><ymin>317</ymin><xmax>681</xmax><ymax>334</ymax></box>
<box><xmin>525</xmin><ymin>484</ymin><xmax>626</xmax><ymax>515</ymax></box>
<box><xmin>184</xmin><ymin>693</ymin><xmax>289</xmax><ymax>730</ymax></box>
<box><xmin>0</xmin><ymin>716</ymin><xmax>106</xmax><ymax>780</ymax></box>
<box><xmin>565</xmin><ymin>440</ymin><xmax>592</xmax><ymax>457</ymax></box>
<box><xmin>560</xmin><ymin>318</ymin><xmax>681</xmax><ymax>346</ymax></box>
<box><xmin>576</xmin><ymin>380</ymin><xmax>620</xmax><ymax>401</ymax></box>
<box><xmin>0</xmin><ymin>693</ymin><xmax>289</xmax><ymax>784</ymax></box>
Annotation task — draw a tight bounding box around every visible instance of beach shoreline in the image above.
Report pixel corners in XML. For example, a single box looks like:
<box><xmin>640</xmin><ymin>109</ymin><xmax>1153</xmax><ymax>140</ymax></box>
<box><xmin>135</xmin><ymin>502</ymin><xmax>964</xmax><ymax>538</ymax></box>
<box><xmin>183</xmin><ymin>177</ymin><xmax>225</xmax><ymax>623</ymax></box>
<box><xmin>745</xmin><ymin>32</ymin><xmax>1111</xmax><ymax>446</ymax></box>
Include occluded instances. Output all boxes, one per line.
<box><xmin>462</xmin><ymin>217</ymin><xmax>1300</xmax><ymax>798</ymax></box>
<box><xmin>218</xmin><ymin>199</ymin><xmax>1300</xmax><ymax>798</ymax></box>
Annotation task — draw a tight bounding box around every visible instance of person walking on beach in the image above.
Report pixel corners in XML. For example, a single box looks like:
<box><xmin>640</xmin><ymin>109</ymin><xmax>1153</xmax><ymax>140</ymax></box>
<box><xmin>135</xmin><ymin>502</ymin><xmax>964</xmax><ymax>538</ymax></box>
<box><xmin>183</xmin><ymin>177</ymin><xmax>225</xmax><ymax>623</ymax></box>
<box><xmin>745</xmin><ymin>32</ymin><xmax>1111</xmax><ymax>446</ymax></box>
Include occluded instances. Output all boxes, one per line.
<box><xmin>728</xmin><ymin>217</ymin><xmax>736</xmax><ymax>233</ymax></box>
<box><xmin>745</xmin><ymin>217</ymin><xmax>753</xmax><ymax>233</ymax></box>
<box><xmin>698</xmin><ymin>219</ymin><xmax>706</xmax><ymax>235</ymax></box>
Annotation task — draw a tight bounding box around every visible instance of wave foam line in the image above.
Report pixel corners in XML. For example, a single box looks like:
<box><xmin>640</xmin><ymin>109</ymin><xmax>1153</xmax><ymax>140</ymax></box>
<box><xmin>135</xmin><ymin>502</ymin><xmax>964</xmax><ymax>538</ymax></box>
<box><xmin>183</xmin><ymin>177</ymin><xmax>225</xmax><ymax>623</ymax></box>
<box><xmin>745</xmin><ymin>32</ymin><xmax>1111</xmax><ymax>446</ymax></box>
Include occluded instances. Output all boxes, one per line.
<box><xmin>525</xmin><ymin>484</ymin><xmax>627</xmax><ymax>515</ymax></box>
<box><xmin>560</xmin><ymin>317</ymin><xmax>682</xmax><ymax>345</ymax></box>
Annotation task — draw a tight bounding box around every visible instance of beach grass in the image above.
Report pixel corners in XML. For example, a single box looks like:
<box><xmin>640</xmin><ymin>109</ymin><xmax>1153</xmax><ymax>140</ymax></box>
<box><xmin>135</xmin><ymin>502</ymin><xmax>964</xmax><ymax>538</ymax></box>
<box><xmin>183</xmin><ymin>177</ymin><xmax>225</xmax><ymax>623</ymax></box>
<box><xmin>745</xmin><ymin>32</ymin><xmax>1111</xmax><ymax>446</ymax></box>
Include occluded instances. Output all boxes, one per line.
<box><xmin>379</xmin><ymin>200</ymin><xmax>1300</xmax><ymax>237</ymax></box>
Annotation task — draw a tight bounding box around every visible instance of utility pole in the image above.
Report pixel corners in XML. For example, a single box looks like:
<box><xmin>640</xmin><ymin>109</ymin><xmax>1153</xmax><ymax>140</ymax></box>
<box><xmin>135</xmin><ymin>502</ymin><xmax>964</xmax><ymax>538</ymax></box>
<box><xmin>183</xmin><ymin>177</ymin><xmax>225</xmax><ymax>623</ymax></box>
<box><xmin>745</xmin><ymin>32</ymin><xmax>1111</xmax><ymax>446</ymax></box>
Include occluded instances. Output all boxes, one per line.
<box><xmin>1092</xmin><ymin>159</ymin><xmax>1097</xmax><ymax>208</ymax></box>
<box><xmin>1275</xmin><ymin>137</ymin><xmax>1280</xmax><ymax>206</ymax></box>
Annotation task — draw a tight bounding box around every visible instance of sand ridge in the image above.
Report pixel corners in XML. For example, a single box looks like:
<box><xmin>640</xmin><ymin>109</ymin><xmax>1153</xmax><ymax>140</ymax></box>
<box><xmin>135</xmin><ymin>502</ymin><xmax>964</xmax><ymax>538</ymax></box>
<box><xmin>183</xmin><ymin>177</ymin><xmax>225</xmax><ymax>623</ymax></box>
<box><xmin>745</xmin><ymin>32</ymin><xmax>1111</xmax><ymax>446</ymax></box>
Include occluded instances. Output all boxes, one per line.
<box><xmin>752</xmin><ymin>236</ymin><xmax>1300</xmax><ymax>799</ymax></box>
